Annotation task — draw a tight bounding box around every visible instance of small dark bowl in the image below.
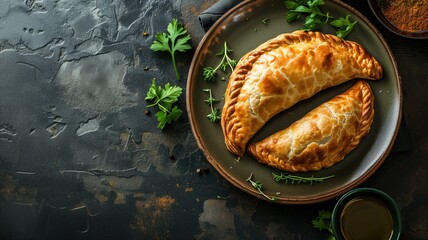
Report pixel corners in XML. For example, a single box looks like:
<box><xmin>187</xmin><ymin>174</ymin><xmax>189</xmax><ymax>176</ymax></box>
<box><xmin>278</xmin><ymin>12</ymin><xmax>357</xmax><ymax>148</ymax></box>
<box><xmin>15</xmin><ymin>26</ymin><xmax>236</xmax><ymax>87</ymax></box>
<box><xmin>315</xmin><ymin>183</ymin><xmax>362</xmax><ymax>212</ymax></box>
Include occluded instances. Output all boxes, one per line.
<box><xmin>367</xmin><ymin>0</ymin><xmax>428</xmax><ymax>39</ymax></box>
<box><xmin>332</xmin><ymin>188</ymin><xmax>402</xmax><ymax>240</ymax></box>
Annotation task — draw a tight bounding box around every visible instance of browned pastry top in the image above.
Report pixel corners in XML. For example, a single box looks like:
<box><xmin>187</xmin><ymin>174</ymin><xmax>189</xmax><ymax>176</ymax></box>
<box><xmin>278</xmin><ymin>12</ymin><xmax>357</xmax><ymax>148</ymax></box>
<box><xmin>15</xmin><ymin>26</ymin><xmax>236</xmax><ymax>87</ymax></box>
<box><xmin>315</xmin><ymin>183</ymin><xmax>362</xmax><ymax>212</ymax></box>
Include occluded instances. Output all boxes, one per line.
<box><xmin>221</xmin><ymin>30</ymin><xmax>382</xmax><ymax>156</ymax></box>
<box><xmin>247</xmin><ymin>80</ymin><xmax>375</xmax><ymax>172</ymax></box>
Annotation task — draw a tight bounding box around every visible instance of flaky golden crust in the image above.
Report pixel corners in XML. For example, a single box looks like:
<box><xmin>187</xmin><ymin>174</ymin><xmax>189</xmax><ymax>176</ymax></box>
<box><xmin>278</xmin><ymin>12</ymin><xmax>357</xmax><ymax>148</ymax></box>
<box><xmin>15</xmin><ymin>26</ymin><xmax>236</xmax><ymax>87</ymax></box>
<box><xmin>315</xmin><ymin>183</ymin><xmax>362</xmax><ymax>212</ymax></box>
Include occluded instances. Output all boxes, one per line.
<box><xmin>221</xmin><ymin>31</ymin><xmax>382</xmax><ymax>156</ymax></box>
<box><xmin>247</xmin><ymin>80</ymin><xmax>375</xmax><ymax>172</ymax></box>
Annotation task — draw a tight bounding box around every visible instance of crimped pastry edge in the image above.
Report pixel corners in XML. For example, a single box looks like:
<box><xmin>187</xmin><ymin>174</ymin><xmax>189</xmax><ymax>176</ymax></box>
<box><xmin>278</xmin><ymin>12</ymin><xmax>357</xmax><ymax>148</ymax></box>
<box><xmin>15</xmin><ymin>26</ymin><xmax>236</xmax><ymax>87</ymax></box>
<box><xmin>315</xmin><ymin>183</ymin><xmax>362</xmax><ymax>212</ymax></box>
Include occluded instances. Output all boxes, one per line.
<box><xmin>221</xmin><ymin>31</ymin><xmax>382</xmax><ymax>157</ymax></box>
<box><xmin>247</xmin><ymin>80</ymin><xmax>375</xmax><ymax>172</ymax></box>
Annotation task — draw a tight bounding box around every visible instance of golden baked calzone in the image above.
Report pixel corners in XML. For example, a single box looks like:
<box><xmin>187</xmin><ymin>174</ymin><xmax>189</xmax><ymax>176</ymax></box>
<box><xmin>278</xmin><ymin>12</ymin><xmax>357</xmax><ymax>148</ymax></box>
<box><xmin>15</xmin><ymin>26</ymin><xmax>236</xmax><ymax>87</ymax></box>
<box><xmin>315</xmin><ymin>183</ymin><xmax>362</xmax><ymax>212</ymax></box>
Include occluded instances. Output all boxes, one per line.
<box><xmin>221</xmin><ymin>30</ymin><xmax>382</xmax><ymax>156</ymax></box>
<box><xmin>247</xmin><ymin>80</ymin><xmax>374</xmax><ymax>172</ymax></box>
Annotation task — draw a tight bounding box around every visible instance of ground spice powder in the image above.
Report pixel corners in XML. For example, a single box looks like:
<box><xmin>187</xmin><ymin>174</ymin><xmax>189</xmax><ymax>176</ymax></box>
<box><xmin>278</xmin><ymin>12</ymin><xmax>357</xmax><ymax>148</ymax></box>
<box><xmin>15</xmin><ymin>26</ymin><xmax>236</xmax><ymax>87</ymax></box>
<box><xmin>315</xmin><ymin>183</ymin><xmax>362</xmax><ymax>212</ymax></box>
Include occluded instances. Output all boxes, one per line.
<box><xmin>381</xmin><ymin>0</ymin><xmax>428</xmax><ymax>32</ymax></box>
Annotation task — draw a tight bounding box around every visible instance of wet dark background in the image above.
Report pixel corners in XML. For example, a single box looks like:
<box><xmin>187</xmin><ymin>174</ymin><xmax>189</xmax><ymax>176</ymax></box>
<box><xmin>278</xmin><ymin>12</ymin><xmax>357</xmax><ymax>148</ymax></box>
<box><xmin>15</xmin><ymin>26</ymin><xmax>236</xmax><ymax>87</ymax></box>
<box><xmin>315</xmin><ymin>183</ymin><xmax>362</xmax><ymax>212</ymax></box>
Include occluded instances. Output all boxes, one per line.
<box><xmin>0</xmin><ymin>0</ymin><xmax>427</xmax><ymax>239</ymax></box>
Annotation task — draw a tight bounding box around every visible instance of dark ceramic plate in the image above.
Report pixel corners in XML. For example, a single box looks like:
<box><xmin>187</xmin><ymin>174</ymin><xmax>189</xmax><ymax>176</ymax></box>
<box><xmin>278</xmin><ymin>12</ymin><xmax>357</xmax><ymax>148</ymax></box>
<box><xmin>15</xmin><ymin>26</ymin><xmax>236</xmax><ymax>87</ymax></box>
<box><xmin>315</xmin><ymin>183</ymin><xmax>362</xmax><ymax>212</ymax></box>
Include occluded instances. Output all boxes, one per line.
<box><xmin>187</xmin><ymin>0</ymin><xmax>401</xmax><ymax>204</ymax></box>
<box><xmin>367</xmin><ymin>0</ymin><xmax>428</xmax><ymax>39</ymax></box>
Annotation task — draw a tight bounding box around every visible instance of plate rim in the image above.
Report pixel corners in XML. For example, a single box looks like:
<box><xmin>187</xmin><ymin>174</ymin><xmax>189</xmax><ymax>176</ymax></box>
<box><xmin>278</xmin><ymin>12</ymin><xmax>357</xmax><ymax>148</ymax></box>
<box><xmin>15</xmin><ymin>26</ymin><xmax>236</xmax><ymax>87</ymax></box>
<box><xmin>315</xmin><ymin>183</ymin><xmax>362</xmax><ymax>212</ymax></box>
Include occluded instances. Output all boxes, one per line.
<box><xmin>186</xmin><ymin>0</ymin><xmax>402</xmax><ymax>204</ymax></box>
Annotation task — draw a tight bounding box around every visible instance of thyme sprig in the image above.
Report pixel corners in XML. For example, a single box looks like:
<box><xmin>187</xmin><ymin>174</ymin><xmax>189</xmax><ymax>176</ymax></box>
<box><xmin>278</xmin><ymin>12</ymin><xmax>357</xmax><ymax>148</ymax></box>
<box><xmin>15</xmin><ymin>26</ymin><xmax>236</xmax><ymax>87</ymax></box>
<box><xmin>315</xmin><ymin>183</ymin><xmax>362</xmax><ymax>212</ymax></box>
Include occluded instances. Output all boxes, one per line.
<box><xmin>272</xmin><ymin>172</ymin><xmax>335</xmax><ymax>185</ymax></box>
<box><xmin>203</xmin><ymin>88</ymin><xmax>221</xmax><ymax>122</ymax></box>
<box><xmin>203</xmin><ymin>41</ymin><xmax>237</xmax><ymax>82</ymax></box>
<box><xmin>246</xmin><ymin>173</ymin><xmax>277</xmax><ymax>201</ymax></box>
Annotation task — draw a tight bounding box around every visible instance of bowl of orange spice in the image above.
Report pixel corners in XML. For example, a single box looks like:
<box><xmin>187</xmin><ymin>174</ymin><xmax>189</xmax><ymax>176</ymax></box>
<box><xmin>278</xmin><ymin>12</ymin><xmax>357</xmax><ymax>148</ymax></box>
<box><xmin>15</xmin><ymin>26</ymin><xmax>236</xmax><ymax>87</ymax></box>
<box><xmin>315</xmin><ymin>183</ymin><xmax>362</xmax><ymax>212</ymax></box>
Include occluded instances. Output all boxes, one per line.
<box><xmin>368</xmin><ymin>0</ymin><xmax>428</xmax><ymax>39</ymax></box>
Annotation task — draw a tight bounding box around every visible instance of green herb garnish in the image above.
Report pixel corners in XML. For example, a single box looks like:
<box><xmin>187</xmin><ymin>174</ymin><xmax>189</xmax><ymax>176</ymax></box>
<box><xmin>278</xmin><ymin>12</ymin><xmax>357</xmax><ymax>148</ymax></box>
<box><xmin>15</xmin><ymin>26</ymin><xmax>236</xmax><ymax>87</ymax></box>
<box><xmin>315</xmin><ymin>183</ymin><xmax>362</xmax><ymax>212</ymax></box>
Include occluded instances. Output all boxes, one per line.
<box><xmin>272</xmin><ymin>172</ymin><xmax>335</xmax><ymax>184</ymax></box>
<box><xmin>203</xmin><ymin>41</ymin><xmax>237</xmax><ymax>82</ymax></box>
<box><xmin>145</xmin><ymin>79</ymin><xmax>183</xmax><ymax>129</ymax></box>
<box><xmin>285</xmin><ymin>0</ymin><xmax>332</xmax><ymax>31</ymax></box>
<box><xmin>330</xmin><ymin>15</ymin><xmax>357</xmax><ymax>38</ymax></box>
<box><xmin>150</xmin><ymin>19</ymin><xmax>192</xmax><ymax>81</ymax></box>
<box><xmin>246</xmin><ymin>173</ymin><xmax>277</xmax><ymax>201</ymax></box>
<box><xmin>284</xmin><ymin>0</ymin><xmax>357</xmax><ymax>38</ymax></box>
<box><xmin>312</xmin><ymin>210</ymin><xmax>336</xmax><ymax>240</ymax></box>
<box><xmin>203</xmin><ymin>88</ymin><xmax>221</xmax><ymax>123</ymax></box>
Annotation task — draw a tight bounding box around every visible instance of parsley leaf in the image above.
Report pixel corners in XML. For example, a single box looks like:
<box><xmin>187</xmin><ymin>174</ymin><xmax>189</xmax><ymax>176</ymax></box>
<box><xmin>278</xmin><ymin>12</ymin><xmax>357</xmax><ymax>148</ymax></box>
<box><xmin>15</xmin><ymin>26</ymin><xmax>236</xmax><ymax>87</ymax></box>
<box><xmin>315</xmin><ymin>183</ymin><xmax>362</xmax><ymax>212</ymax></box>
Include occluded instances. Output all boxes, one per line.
<box><xmin>284</xmin><ymin>0</ymin><xmax>357</xmax><ymax>38</ymax></box>
<box><xmin>312</xmin><ymin>210</ymin><xmax>336</xmax><ymax>239</ymax></box>
<box><xmin>330</xmin><ymin>15</ymin><xmax>357</xmax><ymax>38</ymax></box>
<box><xmin>285</xmin><ymin>0</ymin><xmax>332</xmax><ymax>31</ymax></box>
<box><xmin>145</xmin><ymin>79</ymin><xmax>183</xmax><ymax>129</ymax></box>
<box><xmin>150</xmin><ymin>19</ymin><xmax>192</xmax><ymax>81</ymax></box>
<box><xmin>285</xmin><ymin>0</ymin><xmax>307</xmax><ymax>21</ymax></box>
<box><xmin>155</xmin><ymin>106</ymin><xmax>182</xmax><ymax>130</ymax></box>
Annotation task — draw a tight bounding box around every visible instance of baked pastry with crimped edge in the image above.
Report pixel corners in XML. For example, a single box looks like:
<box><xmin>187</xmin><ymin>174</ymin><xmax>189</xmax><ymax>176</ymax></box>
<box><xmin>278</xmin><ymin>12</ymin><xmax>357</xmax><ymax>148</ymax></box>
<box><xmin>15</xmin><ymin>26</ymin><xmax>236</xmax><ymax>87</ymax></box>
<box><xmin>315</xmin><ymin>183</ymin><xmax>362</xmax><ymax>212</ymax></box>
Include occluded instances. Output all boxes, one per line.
<box><xmin>247</xmin><ymin>80</ymin><xmax>374</xmax><ymax>172</ymax></box>
<box><xmin>221</xmin><ymin>30</ymin><xmax>383</xmax><ymax>156</ymax></box>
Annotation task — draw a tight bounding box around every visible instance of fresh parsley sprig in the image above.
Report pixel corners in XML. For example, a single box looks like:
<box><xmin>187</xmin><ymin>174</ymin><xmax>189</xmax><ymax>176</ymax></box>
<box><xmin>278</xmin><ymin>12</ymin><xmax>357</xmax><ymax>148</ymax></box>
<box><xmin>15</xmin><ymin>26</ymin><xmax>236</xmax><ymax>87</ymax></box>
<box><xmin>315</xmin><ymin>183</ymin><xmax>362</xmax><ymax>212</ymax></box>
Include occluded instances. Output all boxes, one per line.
<box><xmin>246</xmin><ymin>173</ymin><xmax>277</xmax><ymax>201</ymax></box>
<box><xmin>203</xmin><ymin>41</ymin><xmax>237</xmax><ymax>82</ymax></box>
<box><xmin>203</xmin><ymin>89</ymin><xmax>221</xmax><ymax>123</ymax></box>
<box><xmin>330</xmin><ymin>15</ymin><xmax>357</xmax><ymax>39</ymax></box>
<box><xmin>312</xmin><ymin>210</ymin><xmax>336</xmax><ymax>240</ymax></box>
<box><xmin>284</xmin><ymin>0</ymin><xmax>357</xmax><ymax>38</ymax></box>
<box><xmin>150</xmin><ymin>19</ymin><xmax>192</xmax><ymax>81</ymax></box>
<box><xmin>285</xmin><ymin>0</ymin><xmax>332</xmax><ymax>31</ymax></box>
<box><xmin>145</xmin><ymin>79</ymin><xmax>183</xmax><ymax>129</ymax></box>
<box><xmin>272</xmin><ymin>172</ymin><xmax>335</xmax><ymax>184</ymax></box>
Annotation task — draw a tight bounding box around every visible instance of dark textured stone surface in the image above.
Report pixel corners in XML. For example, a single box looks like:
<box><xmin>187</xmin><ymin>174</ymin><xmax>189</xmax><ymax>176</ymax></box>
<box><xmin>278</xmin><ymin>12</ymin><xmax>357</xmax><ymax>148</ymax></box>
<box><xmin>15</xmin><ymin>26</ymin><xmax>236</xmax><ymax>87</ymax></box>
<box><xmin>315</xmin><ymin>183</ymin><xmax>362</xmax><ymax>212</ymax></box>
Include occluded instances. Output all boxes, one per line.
<box><xmin>0</xmin><ymin>0</ymin><xmax>427</xmax><ymax>239</ymax></box>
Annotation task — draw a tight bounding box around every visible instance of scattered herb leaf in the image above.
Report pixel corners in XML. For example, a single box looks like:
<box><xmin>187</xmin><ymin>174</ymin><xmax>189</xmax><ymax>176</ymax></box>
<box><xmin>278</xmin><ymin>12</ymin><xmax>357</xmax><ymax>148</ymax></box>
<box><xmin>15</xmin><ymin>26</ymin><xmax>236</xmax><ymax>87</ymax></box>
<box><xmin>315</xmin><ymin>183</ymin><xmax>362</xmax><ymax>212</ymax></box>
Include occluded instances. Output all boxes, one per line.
<box><xmin>312</xmin><ymin>210</ymin><xmax>336</xmax><ymax>240</ymax></box>
<box><xmin>150</xmin><ymin>19</ymin><xmax>192</xmax><ymax>81</ymax></box>
<box><xmin>145</xmin><ymin>79</ymin><xmax>183</xmax><ymax>129</ymax></box>
<box><xmin>272</xmin><ymin>172</ymin><xmax>335</xmax><ymax>184</ymax></box>
<box><xmin>246</xmin><ymin>173</ymin><xmax>277</xmax><ymax>201</ymax></box>
<box><xmin>262</xmin><ymin>18</ymin><xmax>270</xmax><ymax>25</ymax></box>
<box><xmin>202</xmin><ymin>41</ymin><xmax>237</xmax><ymax>82</ymax></box>
<box><xmin>330</xmin><ymin>15</ymin><xmax>357</xmax><ymax>38</ymax></box>
<box><xmin>203</xmin><ymin>89</ymin><xmax>221</xmax><ymax>122</ymax></box>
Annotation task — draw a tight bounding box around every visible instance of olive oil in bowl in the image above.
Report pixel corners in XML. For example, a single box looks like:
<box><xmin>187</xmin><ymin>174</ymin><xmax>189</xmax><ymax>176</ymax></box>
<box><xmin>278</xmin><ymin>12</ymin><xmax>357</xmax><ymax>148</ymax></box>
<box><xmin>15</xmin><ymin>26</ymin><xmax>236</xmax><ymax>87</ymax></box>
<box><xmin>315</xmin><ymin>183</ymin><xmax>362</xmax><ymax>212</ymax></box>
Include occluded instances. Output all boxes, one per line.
<box><xmin>340</xmin><ymin>196</ymin><xmax>393</xmax><ymax>240</ymax></box>
<box><xmin>332</xmin><ymin>188</ymin><xmax>401</xmax><ymax>240</ymax></box>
